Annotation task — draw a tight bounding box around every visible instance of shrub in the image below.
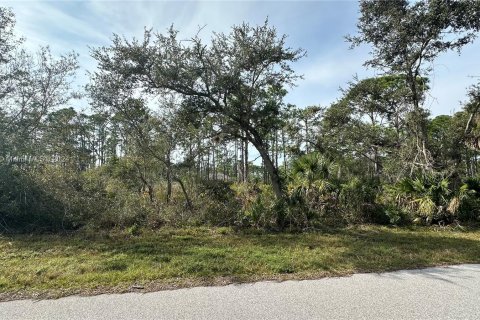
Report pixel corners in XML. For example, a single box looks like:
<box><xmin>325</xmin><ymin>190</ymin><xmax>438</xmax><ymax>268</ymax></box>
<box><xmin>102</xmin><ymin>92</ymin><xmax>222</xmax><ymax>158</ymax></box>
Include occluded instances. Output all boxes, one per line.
<box><xmin>189</xmin><ymin>179</ymin><xmax>241</xmax><ymax>226</ymax></box>
<box><xmin>457</xmin><ymin>177</ymin><xmax>480</xmax><ymax>222</ymax></box>
<box><xmin>0</xmin><ymin>165</ymin><xmax>65</xmax><ymax>232</ymax></box>
<box><xmin>231</xmin><ymin>182</ymin><xmax>280</xmax><ymax>229</ymax></box>
<box><xmin>380</xmin><ymin>174</ymin><xmax>468</xmax><ymax>225</ymax></box>
<box><xmin>338</xmin><ymin>177</ymin><xmax>386</xmax><ymax>224</ymax></box>
<box><xmin>286</xmin><ymin>153</ymin><xmax>339</xmax><ymax>227</ymax></box>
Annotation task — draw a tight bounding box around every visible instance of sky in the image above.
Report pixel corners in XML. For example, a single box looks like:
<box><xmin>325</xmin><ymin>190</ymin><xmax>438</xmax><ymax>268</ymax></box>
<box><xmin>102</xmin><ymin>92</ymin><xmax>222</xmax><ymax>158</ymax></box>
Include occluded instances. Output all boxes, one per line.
<box><xmin>4</xmin><ymin>0</ymin><xmax>480</xmax><ymax>116</ymax></box>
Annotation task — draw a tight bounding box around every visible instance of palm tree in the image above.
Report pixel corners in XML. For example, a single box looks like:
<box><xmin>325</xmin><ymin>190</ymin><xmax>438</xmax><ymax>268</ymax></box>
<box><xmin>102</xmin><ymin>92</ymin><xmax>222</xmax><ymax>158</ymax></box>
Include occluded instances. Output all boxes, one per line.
<box><xmin>390</xmin><ymin>174</ymin><xmax>458</xmax><ymax>224</ymax></box>
<box><xmin>290</xmin><ymin>153</ymin><xmax>335</xmax><ymax>196</ymax></box>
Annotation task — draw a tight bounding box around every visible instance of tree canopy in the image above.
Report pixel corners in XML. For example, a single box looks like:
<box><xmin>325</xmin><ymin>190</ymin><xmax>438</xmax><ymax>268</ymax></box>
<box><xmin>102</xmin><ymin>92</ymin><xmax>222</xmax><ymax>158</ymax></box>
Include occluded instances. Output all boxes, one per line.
<box><xmin>2</xmin><ymin>2</ymin><xmax>480</xmax><ymax>232</ymax></box>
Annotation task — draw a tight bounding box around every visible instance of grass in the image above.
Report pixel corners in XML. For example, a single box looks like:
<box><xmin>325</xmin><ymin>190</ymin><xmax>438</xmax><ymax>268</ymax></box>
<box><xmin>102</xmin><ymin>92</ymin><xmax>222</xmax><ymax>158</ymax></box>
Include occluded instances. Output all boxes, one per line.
<box><xmin>1</xmin><ymin>225</ymin><xmax>480</xmax><ymax>300</ymax></box>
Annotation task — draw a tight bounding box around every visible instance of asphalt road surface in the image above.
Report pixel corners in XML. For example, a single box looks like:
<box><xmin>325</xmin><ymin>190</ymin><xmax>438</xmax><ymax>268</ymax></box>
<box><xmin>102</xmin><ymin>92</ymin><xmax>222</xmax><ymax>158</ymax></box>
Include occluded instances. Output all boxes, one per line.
<box><xmin>1</xmin><ymin>264</ymin><xmax>480</xmax><ymax>320</ymax></box>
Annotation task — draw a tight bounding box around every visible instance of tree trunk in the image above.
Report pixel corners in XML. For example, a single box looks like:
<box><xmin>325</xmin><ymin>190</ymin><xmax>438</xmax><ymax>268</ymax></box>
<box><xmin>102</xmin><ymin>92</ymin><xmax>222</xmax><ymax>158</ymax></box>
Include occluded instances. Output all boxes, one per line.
<box><xmin>173</xmin><ymin>176</ymin><xmax>193</xmax><ymax>210</ymax></box>
<box><xmin>196</xmin><ymin>139</ymin><xmax>201</xmax><ymax>178</ymax></box>
<box><xmin>373</xmin><ymin>146</ymin><xmax>381</xmax><ymax>176</ymax></box>
<box><xmin>305</xmin><ymin>118</ymin><xmax>309</xmax><ymax>153</ymax></box>
<box><xmin>206</xmin><ymin>150</ymin><xmax>210</xmax><ymax>180</ymax></box>
<box><xmin>147</xmin><ymin>184</ymin><xmax>155</xmax><ymax>203</ymax></box>
<box><xmin>282</xmin><ymin>129</ymin><xmax>287</xmax><ymax>173</ymax></box>
<box><xmin>212</xmin><ymin>145</ymin><xmax>216</xmax><ymax>180</ymax></box>
<box><xmin>251</xmin><ymin>139</ymin><xmax>284</xmax><ymax>199</ymax></box>
<box><xmin>239</xmin><ymin>137</ymin><xmax>244</xmax><ymax>182</ymax></box>
<box><xmin>166</xmin><ymin>153</ymin><xmax>172</xmax><ymax>203</ymax></box>
<box><xmin>275</xmin><ymin>130</ymin><xmax>279</xmax><ymax>168</ymax></box>
<box><xmin>243</xmin><ymin>137</ymin><xmax>249</xmax><ymax>182</ymax></box>
<box><xmin>408</xmin><ymin>71</ymin><xmax>431</xmax><ymax>171</ymax></box>
<box><xmin>166</xmin><ymin>168</ymin><xmax>172</xmax><ymax>203</ymax></box>
<box><xmin>234</xmin><ymin>139</ymin><xmax>239</xmax><ymax>181</ymax></box>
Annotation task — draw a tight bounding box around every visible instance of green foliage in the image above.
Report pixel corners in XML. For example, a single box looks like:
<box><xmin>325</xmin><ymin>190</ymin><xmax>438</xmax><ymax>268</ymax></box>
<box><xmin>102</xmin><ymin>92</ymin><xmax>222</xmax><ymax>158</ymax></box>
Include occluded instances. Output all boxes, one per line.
<box><xmin>338</xmin><ymin>177</ymin><xmax>386</xmax><ymax>224</ymax></box>
<box><xmin>2</xmin><ymin>6</ymin><xmax>480</xmax><ymax>235</ymax></box>
<box><xmin>287</xmin><ymin>154</ymin><xmax>386</xmax><ymax>226</ymax></box>
<box><xmin>384</xmin><ymin>206</ymin><xmax>404</xmax><ymax>225</ymax></box>
<box><xmin>286</xmin><ymin>153</ymin><xmax>338</xmax><ymax>227</ymax></box>
<box><xmin>198</xmin><ymin>180</ymin><xmax>236</xmax><ymax>203</ymax></box>
<box><xmin>380</xmin><ymin>174</ymin><xmax>472</xmax><ymax>224</ymax></box>
<box><xmin>348</xmin><ymin>0</ymin><xmax>480</xmax><ymax>172</ymax></box>
<box><xmin>0</xmin><ymin>165</ymin><xmax>64</xmax><ymax>232</ymax></box>
<box><xmin>231</xmin><ymin>183</ymin><xmax>280</xmax><ymax>229</ymax></box>
<box><xmin>348</xmin><ymin>0</ymin><xmax>480</xmax><ymax>73</ymax></box>
<box><xmin>194</xmin><ymin>180</ymin><xmax>241</xmax><ymax>226</ymax></box>
<box><xmin>456</xmin><ymin>177</ymin><xmax>480</xmax><ymax>222</ymax></box>
<box><xmin>0</xmin><ymin>164</ymin><xmax>110</xmax><ymax>232</ymax></box>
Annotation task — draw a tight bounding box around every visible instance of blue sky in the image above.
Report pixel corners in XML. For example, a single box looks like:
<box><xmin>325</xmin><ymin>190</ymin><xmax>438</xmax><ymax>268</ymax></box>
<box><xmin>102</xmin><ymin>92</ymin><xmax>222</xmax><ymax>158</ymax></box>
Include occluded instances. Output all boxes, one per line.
<box><xmin>5</xmin><ymin>0</ymin><xmax>480</xmax><ymax>116</ymax></box>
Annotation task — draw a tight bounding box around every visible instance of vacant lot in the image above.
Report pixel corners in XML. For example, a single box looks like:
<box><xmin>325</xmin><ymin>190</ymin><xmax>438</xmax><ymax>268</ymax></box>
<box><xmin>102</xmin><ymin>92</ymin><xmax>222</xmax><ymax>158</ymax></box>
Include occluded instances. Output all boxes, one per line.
<box><xmin>1</xmin><ymin>226</ymin><xmax>480</xmax><ymax>301</ymax></box>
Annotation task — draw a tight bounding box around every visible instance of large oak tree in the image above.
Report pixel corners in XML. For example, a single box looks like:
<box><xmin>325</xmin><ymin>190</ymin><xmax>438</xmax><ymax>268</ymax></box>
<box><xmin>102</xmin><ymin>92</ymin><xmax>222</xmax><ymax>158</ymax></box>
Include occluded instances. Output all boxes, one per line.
<box><xmin>91</xmin><ymin>20</ymin><xmax>305</xmax><ymax>199</ymax></box>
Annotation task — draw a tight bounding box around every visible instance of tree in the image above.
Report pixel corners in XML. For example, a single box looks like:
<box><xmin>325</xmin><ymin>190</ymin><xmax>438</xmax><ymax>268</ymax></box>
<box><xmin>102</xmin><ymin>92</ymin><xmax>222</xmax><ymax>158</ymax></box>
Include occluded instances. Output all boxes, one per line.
<box><xmin>42</xmin><ymin>107</ymin><xmax>94</xmax><ymax>171</ymax></box>
<box><xmin>321</xmin><ymin>75</ymin><xmax>417</xmax><ymax>178</ymax></box>
<box><xmin>428</xmin><ymin>114</ymin><xmax>466</xmax><ymax>172</ymax></box>
<box><xmin>0</xmin><ymin>47</ymin><xmax>79</xmax><ymax>157</ymax></box>
<box><xmin>464</xmin><ymin>82</ymin><xmax>480</xmax><ymax>148</ymax></box>
<box><xmin>0</xmin><ymin>7</ymin><xmax>20</xmax><ymax>154</ymax></box>
<box><xmin>0</xmin><ymin>7</ymin><xmax>21</xmax><ymax>99</ymax></box>
<box><xmin>90</xmin><ymin>20</ymin><xmax>305</xmax><ymax>199</ymax></box>
<box><xmin>87</xmin><ymin>69</ymin><xmax>195</xmax><ymax>209</ymax></box>
<box><xmin>0</xmin><ymin>8</ymin><xmax>79</xmax><ymax>160</ymax></box>
<box><xmin>348</xmin><ymin>0</ymin><xmax>480</xmax><ymax>170</ymax></box>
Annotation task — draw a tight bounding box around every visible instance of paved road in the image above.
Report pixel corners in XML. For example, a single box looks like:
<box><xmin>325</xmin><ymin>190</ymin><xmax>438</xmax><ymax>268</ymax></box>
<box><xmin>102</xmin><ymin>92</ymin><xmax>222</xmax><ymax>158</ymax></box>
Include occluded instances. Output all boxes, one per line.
<box><xmin>1</xmin><ymin>264</ymin><xmax>480</xmax><ymax>320</ymax></box>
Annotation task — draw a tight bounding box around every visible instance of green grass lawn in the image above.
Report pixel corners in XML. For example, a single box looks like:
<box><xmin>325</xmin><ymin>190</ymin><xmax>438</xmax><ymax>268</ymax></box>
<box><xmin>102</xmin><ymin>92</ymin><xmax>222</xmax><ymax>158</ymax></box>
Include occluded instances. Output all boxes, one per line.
<box><xmin>1</xmin><ymin>225</ymin><xmax>480</xmax><ymax>300</ymax></box>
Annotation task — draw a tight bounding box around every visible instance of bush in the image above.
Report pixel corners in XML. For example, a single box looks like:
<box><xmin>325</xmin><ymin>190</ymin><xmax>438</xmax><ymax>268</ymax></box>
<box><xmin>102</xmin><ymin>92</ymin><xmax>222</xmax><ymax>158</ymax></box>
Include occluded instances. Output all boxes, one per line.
<box><xmin>286</xmin><ymin>153</ymin><xmax>339</xmax><ymax>227</ymax></box>
<box><xmin>186</xmin><ymin>179</ymin><xmax>240</xmax><ymax>226</ymax></box>
<box><xmin>457</xmin><ymin>177</ymin><xmax>480</xmax><ymax>222</ymax></box>
<box><xmin>379</xmin><ymin>174</ymin><xmax>471</xmax><ymax>225</ymax></box>
<box><xmin>0</xmin><ymin>165</ymin><xmax>65</xmax><ymax>232</ymax></box>
<box><xmin>231</xmin><ymin>182</ymin><xmax>282</xmax><ymax>229</ymax></box>
<box><xmin>338</xmin><ymin>177</ymin><xmax>386</xmax><ymax>224</ymax></box>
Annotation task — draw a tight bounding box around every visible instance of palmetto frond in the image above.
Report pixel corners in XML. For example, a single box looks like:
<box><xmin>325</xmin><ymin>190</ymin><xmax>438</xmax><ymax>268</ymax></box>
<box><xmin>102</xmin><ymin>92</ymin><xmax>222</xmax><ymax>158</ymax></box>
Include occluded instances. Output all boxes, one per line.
<box><xmin>289</xmin><ymin>153</ymin><xmax>337</xmax><ymax>197</ymax></box>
